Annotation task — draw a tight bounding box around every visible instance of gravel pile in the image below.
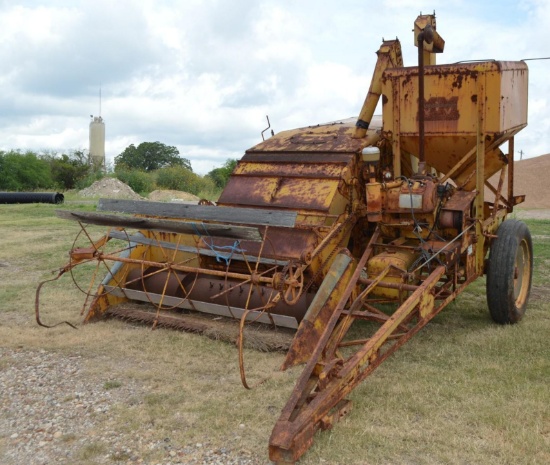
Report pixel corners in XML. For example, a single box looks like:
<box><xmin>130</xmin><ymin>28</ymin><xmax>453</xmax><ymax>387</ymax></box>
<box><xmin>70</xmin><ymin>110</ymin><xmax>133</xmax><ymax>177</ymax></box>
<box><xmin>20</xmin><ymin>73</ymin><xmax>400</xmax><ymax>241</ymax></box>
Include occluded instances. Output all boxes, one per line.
<box><xmin>78</xmin><ymin>178</ymin><xmax>143</xmax><ymax>200</ymax></box>
<box><xmin>0</xmin><ymin>348</ymin><xmax>269</xmax><ymax>465</ymax></box>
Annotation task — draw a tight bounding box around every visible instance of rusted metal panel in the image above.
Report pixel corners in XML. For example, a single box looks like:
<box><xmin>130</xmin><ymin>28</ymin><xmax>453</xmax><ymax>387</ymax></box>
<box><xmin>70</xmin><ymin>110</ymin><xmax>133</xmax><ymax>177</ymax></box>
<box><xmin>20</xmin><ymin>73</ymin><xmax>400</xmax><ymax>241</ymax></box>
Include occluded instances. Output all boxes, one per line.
<box><xmin>233</xmin><ymin>160</ymin><xmax>346</xmax><ymax>178</ymax></box>
<box><xmin>457</xmin><ymin>147</ymin><xmax>509</xmax><ymax>191</ymax></box>
<box><xmin>282</xmin><ymin>252</ymin><xmax>354</xmax><ymax>369</ymax></box>
<box><xmin>202</xmin><ymin>227</ymin><xmax>319</xmax><ymax>262</ymax></box>
<box><xmin>219</xmin><ymin>175</ymin><xmax>341</xmax><ymax>212</ymax></box>
<box><xmin>442</xmin><ymin>190</ymin><xmax>476</xmax><ymax>211</ymax></box>
<box><xmin>247</xmin><ymin>122</ymin><xmax>366</xmax><ymax>153</ymax></box>
<box><xmin>219</xmin><ymin>152</ymin><xmax>359</xmax><ymax>217</ymax></box>
<box><xmin>384</xmin><ymin>179</ymin><xmax>437</xmax><ymax>213</ymax></box>
<box><xmin>367</xmin><ymin>248</ymin><xmax>417</xmax><ymax>298</ymax></box>
<box><xmin>366</xmin><ymin>182</ymin><xmax>382</xmax><ymax>222</ymax></box>
<box><xmin>240</xmin><ymin>151</ymin><xmax>354</xmax><ymax>164</ymax></box>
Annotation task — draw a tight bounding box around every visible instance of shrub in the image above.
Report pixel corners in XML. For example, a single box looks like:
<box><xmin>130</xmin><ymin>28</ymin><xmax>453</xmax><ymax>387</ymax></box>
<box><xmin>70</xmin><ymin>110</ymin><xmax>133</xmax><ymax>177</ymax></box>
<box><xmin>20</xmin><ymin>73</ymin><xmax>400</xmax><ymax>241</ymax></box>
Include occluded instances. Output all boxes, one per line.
<box><xmin>0</xmin><ymin>150</ymin><xmax>54</xmax><ymax>191</ymax></box>
<box><xmin>206</xmin><ymin>158</ymin><xmax>238</xmax><ymax>189</ymax></box>
<box><xmin>196</xmin><ymin>176</ymin><xmax>222</xmax><ymax>200</ymax></box>
<box><xmin>155</xmin><ymin>166</ymin><xmax>201</xmax><ymax>194</ymax></box>
<box><xmin>114</xmin><ymin>169</ymin><xmax>155</xmax><ymax>194</ymax></box>
<box><xmin>48</xmin><ymin>152</ymin><xmax>90</xmax><ymax>190</ymax></box>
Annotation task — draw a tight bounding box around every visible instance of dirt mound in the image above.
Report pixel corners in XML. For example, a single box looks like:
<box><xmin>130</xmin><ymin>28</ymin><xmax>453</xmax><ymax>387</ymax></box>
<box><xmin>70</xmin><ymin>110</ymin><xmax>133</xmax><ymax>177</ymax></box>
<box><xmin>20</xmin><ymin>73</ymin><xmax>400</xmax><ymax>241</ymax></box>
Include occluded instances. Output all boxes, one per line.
<box><xmin>487</xmin><ymin>153</ymin><xmax>550</xmax><ymax>209</ymax></box>
<box><xmin>512</xmin><ymin>154</ymin><xmax>550</xmax><ymax>209</ymax></box>
<box><xmin>148</xmin><ymin>189</ymin><xmax>200</xmax><ymax>203</ymax></box>
<box><xmin>78</xmin><ymin>178</ymin><xmax>143</xmax><ymax>200</ymax></box>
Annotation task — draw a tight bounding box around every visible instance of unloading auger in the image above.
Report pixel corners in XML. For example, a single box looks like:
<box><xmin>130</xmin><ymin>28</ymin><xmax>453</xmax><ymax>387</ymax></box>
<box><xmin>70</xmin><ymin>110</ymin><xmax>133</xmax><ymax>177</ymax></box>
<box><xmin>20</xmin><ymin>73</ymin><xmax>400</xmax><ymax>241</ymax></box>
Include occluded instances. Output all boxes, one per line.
<box><xmin>38</xmin><ymin>14</ymin><xmax>533</xmax><ymax>464</ymax></box>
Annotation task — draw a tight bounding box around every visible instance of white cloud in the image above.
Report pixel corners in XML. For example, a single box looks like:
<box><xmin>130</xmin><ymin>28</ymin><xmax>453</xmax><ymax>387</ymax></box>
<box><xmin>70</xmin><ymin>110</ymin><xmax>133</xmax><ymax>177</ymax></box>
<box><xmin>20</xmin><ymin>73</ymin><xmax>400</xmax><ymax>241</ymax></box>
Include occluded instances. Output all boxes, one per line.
<box><xmin>0</xmin><ymin>0</ymin><xmax>549</xmax><ymax>175</ymax></box>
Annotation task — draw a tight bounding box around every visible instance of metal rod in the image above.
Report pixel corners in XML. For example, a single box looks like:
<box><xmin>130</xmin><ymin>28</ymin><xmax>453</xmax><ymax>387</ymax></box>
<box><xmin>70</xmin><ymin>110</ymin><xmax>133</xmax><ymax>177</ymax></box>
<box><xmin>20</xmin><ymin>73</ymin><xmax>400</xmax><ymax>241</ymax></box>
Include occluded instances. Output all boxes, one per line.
<box><xmin>97</xmin><ymin>253</ymin><xmax>275</xmax><ymax>285</ymax></box>
<box><xmin>416</xmin><ymin>24</ymin><xmax>435</xmax><ymax>175</ymax></box>
<box><xmin>417</xmin><ymin>30</ymin><xmax>426</xmax><ymax>172</ymax></box>
<box><xmin>508</xmin><ymin>137</ymin><xmax>515</xmax><ymax>213</ymax></box>
<box><xmin>357</xmin><ymin>277</ymin><xmax>419</xmax><ymax>292</ymax></box>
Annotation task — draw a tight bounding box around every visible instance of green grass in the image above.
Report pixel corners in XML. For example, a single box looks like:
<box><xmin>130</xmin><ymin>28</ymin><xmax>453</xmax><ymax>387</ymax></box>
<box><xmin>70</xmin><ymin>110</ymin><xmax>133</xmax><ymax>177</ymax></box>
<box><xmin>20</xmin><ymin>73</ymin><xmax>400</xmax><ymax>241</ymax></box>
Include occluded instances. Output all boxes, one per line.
<box><xmin>0</xmin><ymin>203</ymin><xmax>548</xmax><ymax>465</ymax></box>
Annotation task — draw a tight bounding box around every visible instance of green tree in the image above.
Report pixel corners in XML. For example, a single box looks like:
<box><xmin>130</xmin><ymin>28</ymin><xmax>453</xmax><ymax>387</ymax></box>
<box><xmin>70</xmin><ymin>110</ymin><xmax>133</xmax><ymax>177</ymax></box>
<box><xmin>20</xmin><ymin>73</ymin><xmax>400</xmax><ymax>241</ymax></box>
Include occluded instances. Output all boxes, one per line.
<box><xmin>114</xmin><ymin>168</ymin><xmax>155</xmax><ymax>194</ymax></box>
<box><xmin>114</xmin><ymin>142</ymin><xmax>192</xmax><ymax>172</ymax></box>
<box><xmin>0</xmin><ymin>150</ymin><xmax>54</xmax><ymax>191</ymax></box>
<box><xmin>43</xmin><ymin>150</ymin><xmax>90</xmax><ymax>190</ymax></box>
<box><xmin>206</xmin><ymin>159</ymin><xmax>238</xmax><ymax>189</ymax></box>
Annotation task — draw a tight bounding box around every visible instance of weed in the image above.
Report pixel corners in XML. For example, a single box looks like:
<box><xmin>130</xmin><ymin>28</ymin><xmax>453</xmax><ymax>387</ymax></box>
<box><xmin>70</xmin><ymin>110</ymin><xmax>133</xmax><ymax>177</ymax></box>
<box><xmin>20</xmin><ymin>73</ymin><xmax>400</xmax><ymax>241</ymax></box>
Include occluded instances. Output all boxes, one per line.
<box><xmin>103</xmin><ymin>380</ymin><xmax>123</xmax><ymax>390</ymax></box>
<box><xmin>77</xmin><ymin>442</ymin><xmax>107</xmax><ymax>460</ymax></box>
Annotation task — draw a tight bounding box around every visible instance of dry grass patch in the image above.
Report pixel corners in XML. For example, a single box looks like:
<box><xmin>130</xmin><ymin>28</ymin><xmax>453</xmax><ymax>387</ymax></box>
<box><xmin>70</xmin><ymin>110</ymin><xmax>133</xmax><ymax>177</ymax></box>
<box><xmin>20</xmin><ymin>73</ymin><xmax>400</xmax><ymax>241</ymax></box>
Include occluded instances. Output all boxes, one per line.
<box><xmin>77</xmin><ymin>441</ymin><xmax>108</xmax><ymax>461</ymax></box>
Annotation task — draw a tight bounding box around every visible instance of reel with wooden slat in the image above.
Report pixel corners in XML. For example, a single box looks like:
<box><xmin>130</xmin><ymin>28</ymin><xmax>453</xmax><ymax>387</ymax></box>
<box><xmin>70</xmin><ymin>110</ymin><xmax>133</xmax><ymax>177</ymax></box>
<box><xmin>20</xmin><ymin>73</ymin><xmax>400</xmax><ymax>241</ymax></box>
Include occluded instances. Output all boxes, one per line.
<box><xmin>56</xmin><ymin>201</ymin><xmax>333</xmax><ymax>334</ymax></box>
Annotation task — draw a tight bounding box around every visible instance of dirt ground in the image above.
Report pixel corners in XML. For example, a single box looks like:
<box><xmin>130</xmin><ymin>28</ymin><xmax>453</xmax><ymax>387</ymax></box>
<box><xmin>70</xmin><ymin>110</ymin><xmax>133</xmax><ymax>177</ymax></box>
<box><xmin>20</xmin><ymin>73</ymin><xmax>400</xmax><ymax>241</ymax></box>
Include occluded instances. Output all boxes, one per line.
<box><xmin>514</xmin><ymin>209</ymin><xmax>550</xmax><ymax>220</ymax></box>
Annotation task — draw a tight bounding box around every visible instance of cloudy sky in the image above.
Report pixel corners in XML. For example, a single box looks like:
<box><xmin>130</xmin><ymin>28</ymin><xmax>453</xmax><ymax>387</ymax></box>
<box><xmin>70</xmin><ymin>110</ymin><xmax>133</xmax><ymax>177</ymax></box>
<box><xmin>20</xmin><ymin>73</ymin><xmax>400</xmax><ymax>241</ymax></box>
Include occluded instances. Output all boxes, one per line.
<box><xmin>1</xmin><ymin>0</ymin><xmax>549</xmax><ymax>174</ymax></box>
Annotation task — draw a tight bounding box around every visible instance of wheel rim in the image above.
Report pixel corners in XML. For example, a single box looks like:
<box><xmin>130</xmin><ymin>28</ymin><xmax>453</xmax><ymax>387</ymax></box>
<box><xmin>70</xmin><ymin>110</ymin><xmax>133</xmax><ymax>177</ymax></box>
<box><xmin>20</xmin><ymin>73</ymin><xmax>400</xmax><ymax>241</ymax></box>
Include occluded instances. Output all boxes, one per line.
<box><xmin>513</xmin><ymin>238</ymin><xmax>531</xmax><ymax>307</ymax></box>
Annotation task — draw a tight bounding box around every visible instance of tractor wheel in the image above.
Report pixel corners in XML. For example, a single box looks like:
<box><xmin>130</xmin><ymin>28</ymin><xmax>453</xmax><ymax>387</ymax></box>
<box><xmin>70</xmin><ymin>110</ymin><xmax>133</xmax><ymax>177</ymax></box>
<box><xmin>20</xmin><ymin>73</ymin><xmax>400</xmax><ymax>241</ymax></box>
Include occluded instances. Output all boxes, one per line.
<box><xmin>486</xmin><ymin>219</ymin><xmax>533</xmax><ymax>324</ymax></box>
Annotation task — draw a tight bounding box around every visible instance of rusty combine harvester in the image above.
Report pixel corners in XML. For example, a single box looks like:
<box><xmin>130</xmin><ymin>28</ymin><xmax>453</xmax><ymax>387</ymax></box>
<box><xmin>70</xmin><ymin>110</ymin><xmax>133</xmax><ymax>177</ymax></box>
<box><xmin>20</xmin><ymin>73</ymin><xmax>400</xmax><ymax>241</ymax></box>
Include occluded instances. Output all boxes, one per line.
<box><xmin>39</xmin><ymin>14</ymin><xmax>533</xmax><ymax>464</ymax></box>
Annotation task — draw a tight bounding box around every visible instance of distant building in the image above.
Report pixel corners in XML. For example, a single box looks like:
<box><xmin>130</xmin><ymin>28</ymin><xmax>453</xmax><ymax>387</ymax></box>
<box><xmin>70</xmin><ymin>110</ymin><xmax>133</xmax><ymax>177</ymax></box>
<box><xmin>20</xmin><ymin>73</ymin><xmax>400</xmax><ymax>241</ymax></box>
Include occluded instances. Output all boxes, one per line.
<box><xmin>89</xmin><ymin>115</ymin><xmax>105</xmax><ymax>171</ymax></box>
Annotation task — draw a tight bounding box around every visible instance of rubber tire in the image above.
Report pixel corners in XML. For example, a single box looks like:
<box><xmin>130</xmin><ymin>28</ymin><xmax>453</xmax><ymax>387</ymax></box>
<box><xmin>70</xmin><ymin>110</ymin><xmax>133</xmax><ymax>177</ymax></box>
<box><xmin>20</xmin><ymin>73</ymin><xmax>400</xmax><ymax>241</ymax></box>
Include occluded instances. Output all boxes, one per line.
<box><xmin>486</xmin><ymin>219</ymin><xmax>533</xmax><ymax>324</ymax></box>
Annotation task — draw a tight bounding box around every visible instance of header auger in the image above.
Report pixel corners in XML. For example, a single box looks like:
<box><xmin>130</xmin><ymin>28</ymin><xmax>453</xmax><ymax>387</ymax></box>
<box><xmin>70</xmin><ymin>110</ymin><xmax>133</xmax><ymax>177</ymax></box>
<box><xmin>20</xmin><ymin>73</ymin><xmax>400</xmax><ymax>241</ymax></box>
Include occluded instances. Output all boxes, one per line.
<box><xmin>38</xmin><ymin>13</ymin><xmax>533</xmax><ymax>464</ymax></box>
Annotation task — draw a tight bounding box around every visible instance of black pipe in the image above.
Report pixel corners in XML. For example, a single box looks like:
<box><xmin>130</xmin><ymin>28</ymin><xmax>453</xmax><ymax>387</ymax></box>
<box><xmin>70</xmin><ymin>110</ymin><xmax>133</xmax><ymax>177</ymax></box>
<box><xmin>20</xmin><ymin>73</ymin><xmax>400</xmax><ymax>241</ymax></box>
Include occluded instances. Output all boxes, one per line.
<box><xmin>0</xmin><ymin>192</ymin><xmax>64</xmax><ymax>204</ymax></box>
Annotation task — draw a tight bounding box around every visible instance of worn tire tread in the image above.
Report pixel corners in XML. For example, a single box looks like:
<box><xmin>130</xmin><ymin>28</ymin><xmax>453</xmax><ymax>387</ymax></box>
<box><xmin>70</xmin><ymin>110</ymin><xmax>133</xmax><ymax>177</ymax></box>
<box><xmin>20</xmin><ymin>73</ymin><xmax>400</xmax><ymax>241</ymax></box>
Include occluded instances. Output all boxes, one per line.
<box><xmin>487</xmin><ymin>219</ymin><xmax>533</xmax><ymax>324</ymax></box>
<box><xmin>486</xmin><ymin>219</ymin><xmax>533</xmax><ymax>324</ymax></box>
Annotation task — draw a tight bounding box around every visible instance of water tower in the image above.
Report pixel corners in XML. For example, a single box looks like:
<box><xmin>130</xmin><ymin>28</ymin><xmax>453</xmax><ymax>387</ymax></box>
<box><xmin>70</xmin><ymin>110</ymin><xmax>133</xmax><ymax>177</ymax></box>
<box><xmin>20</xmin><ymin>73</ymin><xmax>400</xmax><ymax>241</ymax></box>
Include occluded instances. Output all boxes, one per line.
<box><xmin>89</xmin><ymin>115</ymin><xmax>105</xmax><ymax>170</ymax></box>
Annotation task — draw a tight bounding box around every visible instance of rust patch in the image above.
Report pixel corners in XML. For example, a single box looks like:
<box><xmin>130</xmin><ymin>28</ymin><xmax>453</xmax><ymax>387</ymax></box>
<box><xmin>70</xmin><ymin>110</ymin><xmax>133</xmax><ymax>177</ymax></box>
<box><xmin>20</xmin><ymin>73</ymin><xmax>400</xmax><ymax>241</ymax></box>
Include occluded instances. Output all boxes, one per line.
<box><xmin>452</xmin><ymin>74</ymin><xmax>464</xmax><ymax>89</ymax></box>
<box><xmin>423</xmin><ymin>96</ymin><xmax>460</xmax><ymax>121</ymax></box>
